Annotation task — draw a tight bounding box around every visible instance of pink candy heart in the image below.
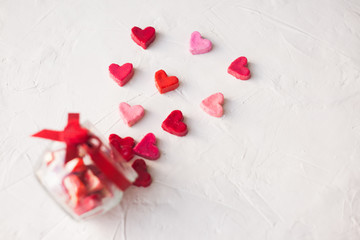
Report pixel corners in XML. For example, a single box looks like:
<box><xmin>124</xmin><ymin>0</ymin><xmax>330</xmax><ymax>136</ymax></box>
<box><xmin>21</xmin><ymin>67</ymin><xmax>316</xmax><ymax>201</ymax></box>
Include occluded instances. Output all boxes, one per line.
<box><xmin>119</xmin><ymin>102</ymin><xmax>145</xmax><ymax>127</ymax></box>
<box><xmin>189</xmin><ymin>31</ymin><xmax>212</xmax><ymax>55</ymax></box>
<box><xmin>200</xmin><ymin>92</ymin><xmax>224</xmax><ymax>117</ymax></box>
<box><xmin>109</xmin><ymin>63</ymin><xmax>134</xmax><ymax>86</ymax></box>
<box><xmin>133</xmin><ymin>133</ymin><xmax>160</xmax><ymax>160</ymax></box>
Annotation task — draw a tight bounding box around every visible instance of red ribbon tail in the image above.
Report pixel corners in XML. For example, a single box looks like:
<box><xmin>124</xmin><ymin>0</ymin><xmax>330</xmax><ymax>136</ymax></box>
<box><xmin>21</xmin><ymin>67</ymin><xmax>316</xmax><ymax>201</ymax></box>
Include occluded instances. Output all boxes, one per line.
<box><xmin>85</xmin><ymin>146</ymin><xmax>132</xmax><ymax>191</ymax></box>
<box><xmin>67</xmin><ymin>113</ymin><xmax>80</xmax><ymax>126</ymax></box>
<box><xmin>65</xmin><ymin>144</ymin><xmax>79</xmax><ymax>163</ymax></box>
<box><xmin>32</xmin><ymin>130</ymin><xmax>64</xmax><ymax>141</ymax></box>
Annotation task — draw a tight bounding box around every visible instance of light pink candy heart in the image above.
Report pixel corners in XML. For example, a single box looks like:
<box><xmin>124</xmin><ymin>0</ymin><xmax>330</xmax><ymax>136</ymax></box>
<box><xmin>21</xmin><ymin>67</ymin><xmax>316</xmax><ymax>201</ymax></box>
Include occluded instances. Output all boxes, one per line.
<box><xmin>119</xmin><ymin>102</ymin><xmax>145</xmax><ymax>127</ymax></box>
<box><xmin>200</xmin><ymin>92</ymin><xmax>224</xmax><ymax>117</ymax></box>
<box><xmin>189</xmin><ymin>31</ymin><xmax>212</xmax><ymax>55</ymax></box>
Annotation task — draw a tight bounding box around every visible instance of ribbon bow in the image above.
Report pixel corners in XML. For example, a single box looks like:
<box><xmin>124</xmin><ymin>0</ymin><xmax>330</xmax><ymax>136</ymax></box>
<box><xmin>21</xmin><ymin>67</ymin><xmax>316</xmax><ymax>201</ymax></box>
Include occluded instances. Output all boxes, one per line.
<box><xmin>32</xmin><ymin>113</ymin><xmax>132</xmax><ymax>191</ymax></box>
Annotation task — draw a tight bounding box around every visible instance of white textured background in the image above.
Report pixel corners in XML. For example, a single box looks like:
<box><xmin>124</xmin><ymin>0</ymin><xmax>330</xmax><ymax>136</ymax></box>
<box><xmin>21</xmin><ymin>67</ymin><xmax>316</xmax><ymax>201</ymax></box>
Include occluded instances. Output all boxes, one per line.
<box><xmin>1</xmin><ymin>0</ymin><xmax>360</xmax><ymax>239</ymax></box>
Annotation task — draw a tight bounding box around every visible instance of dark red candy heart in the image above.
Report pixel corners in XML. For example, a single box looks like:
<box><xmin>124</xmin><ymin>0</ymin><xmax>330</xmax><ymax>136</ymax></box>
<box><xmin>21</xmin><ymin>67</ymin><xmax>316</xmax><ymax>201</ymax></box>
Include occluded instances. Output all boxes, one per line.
<box><xmin>109</xmin><ymin>134</ymin><xmax>135</xmax><ymax>162</ymax></box>
<box><xmin>131</xmin><ymin>159</ymin><xmax>152</xmax><ymax>187</ymax></box>
<box><xmin>161</xmin><ymin>110</ymin><xmax>188</xmax><ymax>136</ymax></box>
<box><xmin>131</xmin><ymin>26</ymin><xmax>156</xmax><ymax>49</ymax></box>
<box><xmin>227</xmin><ymin>56</ymin><xmax>251</xmax><ymax>80</ymax></box>
<box><xmin>155</xmin><ymin>70</ymin><xmax>179</xmax><ymax>94</ymax></box>
<box><xmin>133</xmin><ymin>133</ymin><xmax>160</xmax><ymax>160</ymax></box>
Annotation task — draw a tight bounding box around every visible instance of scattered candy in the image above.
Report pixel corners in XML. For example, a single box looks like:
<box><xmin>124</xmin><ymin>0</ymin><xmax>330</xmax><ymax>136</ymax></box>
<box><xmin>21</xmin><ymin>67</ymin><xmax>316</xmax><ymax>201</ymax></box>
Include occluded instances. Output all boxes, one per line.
<box><xmin>155</xmin><ymin>70</ymin><xmax>179</xmax><ymax>94</ymax></box>
<box><xmin>109</xmin><ymin>134</ymin><xmax>135</xmax><ymax>162</ymax></box>
<box><xmin>119</xmin><ymin>102</ymin><xmax>145</xmax><ymax>127</ymax></box>
<box><xmin>161</xmin><ymin>110</ymin><xmax>188</xmax><ymax>136</ymax></box>
<box><xmin>131</xmin><ymin>26</ymin><xmax>156</xmax><ymax>49</ymax></box>
<box><xmin>109</xmin><ymin>63</ymin><xmax>134</xmax><ymax>87</ymax></box>
<box><xmin>132</xmin><ymin>159</ymin><xmax>152</xmax><ymax>187</ymax></box>
<box><xmin>200</xmin><ymin>92</ymin><xmax>224</xmax><ymax>117</ymax></box>
<box><xmin>133</xmin><ymin>133</ymin><xmax>160</xmax><ymax>160</ymax></box>
<box><xmin>189</xmin><ymin>31</ymin><xmax>212</xmax><ymax>55</ymax></box>
<box><xmin>228</xmin><ymin>56</ymin><xmax>251</xmax><ymax>80</ymax></box>
<box><xmin>34</xmin><ymin>24</ymin><xmax>257</xmax><ymax>220</ymax></box>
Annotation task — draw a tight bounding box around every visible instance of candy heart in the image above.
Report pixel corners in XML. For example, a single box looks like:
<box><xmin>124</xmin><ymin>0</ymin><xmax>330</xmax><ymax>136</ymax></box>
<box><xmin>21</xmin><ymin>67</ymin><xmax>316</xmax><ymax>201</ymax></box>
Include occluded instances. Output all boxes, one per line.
<box><xmin>109</xmin><ymin>63</ymin><xmax>134</xmax><ymax>87</ymax></box>
<box><xmin>200</xmin><ymin>92</ymin><xmax>224</xmax><ymax>117</ymax></box>
<box><xmin>63</xmin><ymin>174</ymin><xmax>87</xmax><ymax>206</ymax></box>
<box><xmin>161</xmin><ymin>110</ymin><xmax>188</xmax><ymax>136</ymax></box>
<box><xmin>133</xmin><ymin>133</ymin><xmax>160</xmax><ymax>160</ymax></box>
<box><xmin>132</xmin><ymin>159</ymin><xmax>152</xmax><ymax>187</ymax></box>
<box><xmin>119</xmin><ymin>102</ymin><xmax>145</xmax><ymax>127</ymax></box>
<box><xmin>44</xmin><ymin>151</ymin><xmax>57</xmax><ymax>166</ymax></box>
<box><xmin>83</xmin><ymin>169</ymin><xmax>103</xmax><ymax>193</ymax></box>
<box><xmin>189</xmin><ymin>31</ymin><xmax>212</xmax><ymax>55</ymax></box>
<box><xmin>74</xmin><ymin>194</ymin><xmax>101</xmax><ymax>216</ymax></box>
<box><xmin>155</xmin><ymin>70</ymin><xmax>179</xmax><ymax>94</ymax></box>
<box><xmin>99</xmin><ymin>186</ymin><xmax>113</xmax><ymax>198</ymax></box>
<box><xmin>131</xmin><ymin>26</ymin><xmax>156</xmax><ymax>49</ymax></box>
<box><xmin>109</xmin><ymin>134</ymin><xmax>135</xmax><ymax>161</ymax></box>
<box><xmin>227</xmin><ymin>56</ymin><xmax>251</xmax><ymax>80</ymax></box>
<box><xmin>65</xmin><ymin>158</ymin><xmax>87</xmax><ymax>173</ymax></box>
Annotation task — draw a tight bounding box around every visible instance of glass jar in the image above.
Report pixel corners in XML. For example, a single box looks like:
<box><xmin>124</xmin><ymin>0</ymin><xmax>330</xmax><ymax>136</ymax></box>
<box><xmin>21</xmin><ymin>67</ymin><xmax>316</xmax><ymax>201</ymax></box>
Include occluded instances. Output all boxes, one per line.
<box><xmin>35</xmin><ymin>120</ymin><xmax>137</xmax><ymax>220</ymax></box>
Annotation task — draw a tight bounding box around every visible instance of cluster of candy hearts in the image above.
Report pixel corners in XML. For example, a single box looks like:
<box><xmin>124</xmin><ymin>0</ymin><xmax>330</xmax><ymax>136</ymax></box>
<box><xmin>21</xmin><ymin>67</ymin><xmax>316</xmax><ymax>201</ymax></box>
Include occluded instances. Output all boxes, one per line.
<box><xmin>110</xmin><ymin>109</ymin><xmax>189</xmax><ymax>187</ymax></box>
<box><xmin>109</xmin><ymin>132</ymin><xmax>161</xmax><ymax>187</ymax></box>
<box><xmin>61</xmin><ymin>158</ymin><xmax>113</xmax><ymax>216</ymax></box>
<box><xmin>61</xmin><ymin>131</ymin><xmax>161</xmax><ymax>206</ymax></box>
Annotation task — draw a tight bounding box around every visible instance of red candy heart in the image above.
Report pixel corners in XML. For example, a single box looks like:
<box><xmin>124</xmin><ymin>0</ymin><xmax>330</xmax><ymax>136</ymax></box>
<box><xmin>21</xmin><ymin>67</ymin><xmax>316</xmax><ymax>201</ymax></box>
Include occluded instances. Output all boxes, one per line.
<box><xmin>131</xmin><ymin>26</ymin><xmax>156</xmax><ymax>49</ymax></box>
<box><xmin>132</xmin><ymin>159</ymin><xmax>152</xmax><ymax>187</ymax></box>
<box><xmin>65</xmin><ymin>158</ymin><xmax>87</xmax><ymax>173</ymax></box>
<box><xmin>83</xmin><ymin>169</ymin><xmax>103</xmax><ymax>193</ymax></box>
<box><xmin>161</xmin><ymin>110</ymin><xmax>188</xmax><ymax>136</ymax></box>
<box><xmin>109</xmin><ymin>134</ymin><xmax>135</xmax><ymax>162</ymax></box>
<box><xmin>73</xmin><ymin>194</ymin><xmax>101</xmax><ymax>216</ymax></box>
<box><xmin>227</xmin><ymin>56</ymin><xmax>251</xmax><ymax>80</ymax></box>
<box><xmin>109</xmin><ymin>63</ymin><xmax>134</xmax><ymax>87</ymax></box>
<box><xmin>63</xmin><ymin>174</ymin><xmax>87</xmax><ymax>206</ymax></box>
<box><xmin>155</xmin><ymin>70</ymin><xmax>179</xmax><ymax>94</ymax></box>
<box><xmin>133</xmin><ymin>133</ymin><xmax>160</xmax><ymax>160</ymax></box>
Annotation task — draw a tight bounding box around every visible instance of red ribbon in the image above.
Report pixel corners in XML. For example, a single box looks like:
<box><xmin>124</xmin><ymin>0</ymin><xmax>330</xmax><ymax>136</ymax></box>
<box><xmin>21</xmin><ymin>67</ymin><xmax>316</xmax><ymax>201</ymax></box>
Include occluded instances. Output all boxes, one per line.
<box><xmin>32</xmin><ymin>113</ymin><xmax>132</xmax><ymax>191</ymax></box>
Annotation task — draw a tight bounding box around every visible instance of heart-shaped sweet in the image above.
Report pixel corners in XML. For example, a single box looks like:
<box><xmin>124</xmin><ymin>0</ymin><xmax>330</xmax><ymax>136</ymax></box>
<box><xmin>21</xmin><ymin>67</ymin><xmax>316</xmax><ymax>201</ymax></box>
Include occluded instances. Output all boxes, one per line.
<box><xmin>133</xmin><ymin>133</ymin><xmax>160</xmax><ymax>160</ymax></box>
<box><xmin>155</xmin><ymin>70</ymin><xmax>179</xmax><ymax>94</ymax></box>
<box><xmin>83</xmin><ymin>169</ymin><xmax>103</xmax><ymax>193</ymax></box>
<box><xmin>227</xmin><ymin>56</ymin><xmax>251</xmax><ymax>80</ymax></box>
<box><xmin>109</xmin><ymin>63</ymin><xmax>134</xmax><ymax>87</ymax></box>
<box><xmin>132</xmin><ymin>159</ymin><xmax>152</xmax><ymax>187</ymax></box>
<box><xmin>161</xmin><ymin>110</ymin><xmax>188</xmax><ymax>136</ymax></box>
<box><xmin>63</xmin><ymin>174</ymin><xmax>87</xmax><ymax>206</ymax></box>
<box><xmin>131</xmin><ymin>26</ymin><xmax>156</xmax><ymax>49</ymax></box>
<box><xmin>119</xmin><ymin>102</ymin><xmax>145</xmax><ymax>127</ymax></box>
<box><xmin>65</xmin><ymin>158</ymin><xmax>87</xmax><ymax>173</ymax></box>
<box><xmin>73</xmin><ymin>194</ymin><xmax>101</xmax><ymax>216</ymax></box>
<box><xmin>200</xmin><ymin>92</ymin><xmax>224</xmax><ymax>117</ymax></box>
<box><xmin>189</xmin><ymin>31</ymin><xmax>212</xmax><ymax>55</ymax></box>
<box><xmin>109</xmin><ymin>134</ymin><xmax>135</xmax><ymax>161</ymax></box>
